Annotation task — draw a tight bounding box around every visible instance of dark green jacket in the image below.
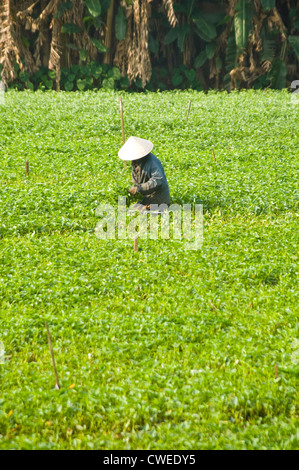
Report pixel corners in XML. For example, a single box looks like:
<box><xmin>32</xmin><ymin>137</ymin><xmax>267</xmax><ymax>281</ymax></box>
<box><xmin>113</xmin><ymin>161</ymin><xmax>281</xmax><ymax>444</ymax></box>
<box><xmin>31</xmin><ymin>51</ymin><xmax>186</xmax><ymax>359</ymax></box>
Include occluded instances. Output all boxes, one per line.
<box><xmin>132</xmin><ymin>153</ymin><xmax>170</xmax><ymax>206</ymax></box>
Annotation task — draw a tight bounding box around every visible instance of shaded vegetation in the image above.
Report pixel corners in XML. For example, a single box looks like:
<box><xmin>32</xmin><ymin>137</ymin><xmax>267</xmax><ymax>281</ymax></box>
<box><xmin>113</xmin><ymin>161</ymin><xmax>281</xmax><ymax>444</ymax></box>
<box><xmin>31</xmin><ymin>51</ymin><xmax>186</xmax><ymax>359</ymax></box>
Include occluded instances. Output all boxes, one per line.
<box><xmin>0</xmin><ymin>89</ymin><xmax>298</xmax><ymax>449</ymax></box>
<box><xmin>1</xmin><ymin>1</ymin><xmax>299</xmax><ymax>91</ymax></box>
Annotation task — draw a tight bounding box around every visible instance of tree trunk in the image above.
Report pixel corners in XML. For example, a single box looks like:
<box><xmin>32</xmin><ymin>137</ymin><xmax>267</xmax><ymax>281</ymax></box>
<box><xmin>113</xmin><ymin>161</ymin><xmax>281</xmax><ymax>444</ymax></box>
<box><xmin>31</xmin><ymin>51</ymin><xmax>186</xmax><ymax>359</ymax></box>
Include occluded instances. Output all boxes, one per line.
<box><xmin>49</xmin><ymin>0</ymin><xmax>62</xmax><ymax>90</ymax></box>
<box><xmin>41</xmin><ymin>0</ymin><xmax>50</xmax><ymax>67</ymax></box>
<box><xmin>0</xmin><ymin>0</ymin><xmax>16</xmax><ymax>84</ymax></box>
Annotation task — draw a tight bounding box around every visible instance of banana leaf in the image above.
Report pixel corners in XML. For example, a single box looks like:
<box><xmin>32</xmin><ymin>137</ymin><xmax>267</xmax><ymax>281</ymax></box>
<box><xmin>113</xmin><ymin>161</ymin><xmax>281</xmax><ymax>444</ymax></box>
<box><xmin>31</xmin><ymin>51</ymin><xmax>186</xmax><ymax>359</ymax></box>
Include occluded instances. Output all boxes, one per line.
<box><xmin>234</xmin><ymin>0</ymin><xmax>253</xmax><ymax>51</ymax></box>
<box><xmin>288</xmin><ymin>35</ymin><xmax>299</xmax><ymax>60</ymax></box>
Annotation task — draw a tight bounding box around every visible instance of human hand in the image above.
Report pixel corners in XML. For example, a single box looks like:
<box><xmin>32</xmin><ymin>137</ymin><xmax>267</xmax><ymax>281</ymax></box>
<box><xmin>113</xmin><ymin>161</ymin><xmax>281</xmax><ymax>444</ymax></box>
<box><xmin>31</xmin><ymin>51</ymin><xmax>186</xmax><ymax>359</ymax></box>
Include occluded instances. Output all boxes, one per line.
<box><xmin>129</xmin><ymin>186</ymin><xmax>138</xmax><ymax>195</ymax></box>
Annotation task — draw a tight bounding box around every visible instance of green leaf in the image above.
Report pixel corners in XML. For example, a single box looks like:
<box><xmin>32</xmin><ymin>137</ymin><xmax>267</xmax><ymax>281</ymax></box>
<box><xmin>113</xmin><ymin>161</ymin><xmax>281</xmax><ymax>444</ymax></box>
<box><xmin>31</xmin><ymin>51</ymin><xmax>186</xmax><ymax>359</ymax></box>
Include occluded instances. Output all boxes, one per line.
<box><xmin>19</xmin><ymin>71</ymin><xmax>29</xmax><ymax>83</ymax></box>
<box><xmin>200</xmin><ymin>10</ymin><xmax>226</xmax><ymax>25</ymax></box>
<box><xmin>174</xmin><ymin>4</ymin><xmax>187</xmax><ymax>14</ymax></box>
<box><xmin>64</xmin><ymin>81</ymin><xmax>74</xmax><ymax>91</ymax></box>
<box><xmin>91</xmin><ymin>63</ymin><xmax>103</xmax><ymax>79</ymax></box>
<box><xmin>149</xmin><ymin>34</ymin><xmax>158</xmax><ymax>53</ymax></box>
<box><xmin>83</xmin><ymin>15</ymin><xmax>101</xmax><ymax>31</ymax></box>
<box><xmin>76</xmin><ymin>78</ymin><xmax>87</xmax><ymax>90</ymax></box>
<box><xmin>159</xmin><ymin>67</ymin><xmax>168</xmax><ymax>78</ymax></box>
<box><xmin>261</xmin><ymin>38</ymin><xmax>276</xmax><ymax>62</ymax></box>
<box><xmin>164</xmin><ymin>27</ymin><xmax>179</xmax><ymax>45</ymax></box>
<box><xmin>135</xmin><ymin>78</ymin><xmax>143</xmax><ymax>89</ymax></box>
<box><xmin>83</xmin><ymin>15</ymin><xmax>92</xmax><ymax>23</ymax></box>
<box><xmin>157</xmin><ymin>81</ymin><xmax>167</xmax><ymax>90</ymax></box>
<box><xmin>84</xmin><ymin>0</ymin><xmax>101</xmax><ymax>17</ymax></box>
<box><xmin>102</xmin><ymin>77</ymin><xmax>115</xmax><ymax>89</ymax></box>
<box><xmin>234</xmin><ymin>0</ymin><xmax>253</xmax><ymax>51</ymax></box>
<box><xmin>260</xmin><ymin>28</ymin><xmax>276</xmax><ymax>63</ymax></box>
<box><xmin>185</xmin><ymin>69</ymin><xmax>196</xmax><ymax>83</ymax></box>
<box><xmin>22</xmin><ymin>35</ymin><xmax>30</xmax><ymax>48</ymax></box>
<box><xmin>108</xmin><ymin>66</ymin><xmax>121</xmax><ymax>80</ymax></box>
<box><xmin>270</xmin><ymin>59</ymin><xmax>287</xmax><ymax>89</ymax></box>
<box><xmin>194</xmin><ymin>51</ymin><xmax>207</xmax><ymax>68</ymax></box>
<box><xmin>71</xmin><ymin>64</ymin><xmax>80</xmax><ymax>74</ymax></box>
<box><xmin>48</xmin><ymin>70</ymin><xmax>57</xmax><ymax>79</ymax></box>
<box><xmin>177</xmin><ymin>25</ymin><xmax>190</xmax><ymax>52</ymax></box>
<box><xmin>120</xmin><ymin>76</ymin><xmax>129</xmax><ymax>89</ymax></box>
<box><xmin>80</xmin><ymin>49</ymin><xmax>87</xmax><ymax>61</ymax></box>
<box><xmin>179</xmin><ymin>63</ymin><xmax>187</xmax><ymax>72</ymax></box>
<box><xmin>25</xmin><ymin>81</ymin><xmax>34</xmax><ymax>91</ymax></box>
<box><xmin>288</xmin><ymin>36</ymin><xmax>299</xmax><ymax>59</ymax></box>
<box><xmin>225</xmin><ymin>32</ymin><xmax>237</xmax><ymax>72</ymax></box>
<box><xmin>206</xmin><ymin>42</ymin><xmax>216</xmax><ymax>59</ymax></box>
<box><xmin>91</xmin><ymin>38</ymin><xmax>108</xmax><ymax>52</ymax></box>
<box><xmin>44</xmin><ymin>79</ymin><xmax>53</xmax><ymax>89</ymax></box>
<box><xmin>292</xmin><ymin>19</ymin><xmax>299</xmax><ymax>32</ymax></box>
<box><xmin>260</xmin><ymin>0</ymin><xmax>275</xmax><ymax>11</ymax></box>
<box><xmin>57</xmin><ymin>1</ymin><xmax>73</xmax><ymax>18</ymax></box>
<box><xmin>194</xmin><ymin>27</ymin><xmax>213</xmax><ymax>42</ymax></box>
<box><xmin>85</xmin><ymin>77</ymin><xmax>93</xmax><ymax>87</ymax></box>
<box><xmin>115</xmin><ymin>6</ymin><xmax>126</xmax><ymax>41</ymax></box>
<box><xmin>79</xmin><ymin>65</ymin><xmax>89</xmax><ymax>76</ymax></box>
<box><xmin>61</xmin><ymin>23</ymin><xmax>83</xmax><ymax>34</ymax></box>
<box><xmin>172</xmin><ymin>70</ymin><xmax>183</xmax><ymax>87</ymax></box>
<box><xmin>193</xmin><ymin>16</ymin><xmax>217</xmax><ymax>41</ymax></box>
<box><xmin>101</xmin><ymin>0</ymin><xmax>111</xmax><ymax>15</ymax></box>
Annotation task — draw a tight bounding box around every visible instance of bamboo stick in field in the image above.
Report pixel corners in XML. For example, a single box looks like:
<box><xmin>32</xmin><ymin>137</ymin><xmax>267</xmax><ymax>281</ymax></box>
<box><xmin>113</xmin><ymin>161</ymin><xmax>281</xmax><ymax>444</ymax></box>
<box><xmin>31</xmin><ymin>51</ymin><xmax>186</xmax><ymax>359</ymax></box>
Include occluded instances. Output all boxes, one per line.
<box><xmin>45</xmin><ymin>322</ymin><xmax>60</xmax><ymax>390</ymax></box>
<box><xmin>25</xmin><ymin>161</ymin><xmax>29</xmax><ymax>176</ymax></box>
<box><xmin>120</xmin><ymin>97</ymin><xmax>126</xmax><ymax>170</ymax></box>
<box><xmin>186</xmin><ymin>100</ymin><xmax>192</xmax><ymax>122</ymax></box>
<box><xmin>212</xmin><ymin>150</ymin><xmax>217</xmax><ymax>163</ymax></box>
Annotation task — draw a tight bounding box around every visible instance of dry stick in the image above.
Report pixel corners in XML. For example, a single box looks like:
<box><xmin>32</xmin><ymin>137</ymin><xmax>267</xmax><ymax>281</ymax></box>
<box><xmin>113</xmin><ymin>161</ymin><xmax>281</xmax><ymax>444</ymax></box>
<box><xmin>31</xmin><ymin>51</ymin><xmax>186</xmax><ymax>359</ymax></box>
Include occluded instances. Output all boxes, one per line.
<box><xmin>275</xmin><ymin>363</ymin><xmax>278</xmax><ymax>379</ymax></box>
<box><xmin>186</xmin><ymin>100</ymin><xmax>192</xmax><ymax>122</ymax></box>
<box><xmin>120</xmin><ymin>97</ymin><xmax>126</xmax><ymax>170</ymax></box>
<box><xmin>209</xmin><ymin>299</ymin><xmax>218</xmax><ymax>311</ymax></box>
<box><xmin>25</xmin><ymin>161</ymin><xmax>29</xmax><ymax>176</ymax></box>
<box><xmin>212</xmin><ymin>150</ymin><xmax>217</xmax><ymax>163</ymax></box>
<box><xmin>45</xmin><ymin>322</ymin><xmax>60</xmax><ymax>390</ymax></box>
<box><xmin>134</xmin><ymin>237</ymin><xmax>138</xmax><ymax>252</ymax></box>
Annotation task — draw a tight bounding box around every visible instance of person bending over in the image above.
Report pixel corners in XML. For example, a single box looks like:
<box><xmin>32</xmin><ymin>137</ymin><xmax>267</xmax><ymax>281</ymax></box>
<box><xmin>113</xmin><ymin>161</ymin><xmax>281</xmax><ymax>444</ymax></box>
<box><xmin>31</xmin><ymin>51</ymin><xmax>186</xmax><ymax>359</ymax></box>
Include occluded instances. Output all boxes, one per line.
<box><xmin>118</xmin><ymin>136</ymin><xmax>170</xmax><ymax>211</ymax></box>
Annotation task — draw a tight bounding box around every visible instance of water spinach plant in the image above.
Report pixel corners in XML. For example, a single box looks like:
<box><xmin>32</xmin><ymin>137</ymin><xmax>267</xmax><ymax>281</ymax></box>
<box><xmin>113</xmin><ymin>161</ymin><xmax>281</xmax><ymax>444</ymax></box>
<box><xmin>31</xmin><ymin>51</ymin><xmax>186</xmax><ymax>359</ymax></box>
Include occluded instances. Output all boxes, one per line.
<box><xmin>0</xmin><ymin>89</ymin><xmax>298</xmax><ymax>449</ymax></box>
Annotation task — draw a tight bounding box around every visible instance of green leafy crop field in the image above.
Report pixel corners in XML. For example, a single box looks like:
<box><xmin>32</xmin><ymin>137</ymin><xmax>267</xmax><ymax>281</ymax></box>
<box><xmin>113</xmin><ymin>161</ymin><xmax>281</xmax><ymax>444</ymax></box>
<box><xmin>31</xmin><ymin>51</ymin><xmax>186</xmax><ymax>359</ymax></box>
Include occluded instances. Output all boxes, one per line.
<box><xmin>0</xmin><ymin>89</ymin><xmax>298</xmax><ymax>450</ymax></box>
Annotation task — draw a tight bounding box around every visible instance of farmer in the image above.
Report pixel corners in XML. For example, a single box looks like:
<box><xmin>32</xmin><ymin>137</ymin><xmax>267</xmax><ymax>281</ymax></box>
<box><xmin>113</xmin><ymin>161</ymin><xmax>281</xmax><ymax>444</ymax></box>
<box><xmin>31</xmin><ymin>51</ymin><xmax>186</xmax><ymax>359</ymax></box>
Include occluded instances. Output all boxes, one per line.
<box><xmin>118</xmin><ymin>136</ymin><xmax>170</xmax><ymax>211</ymax></box>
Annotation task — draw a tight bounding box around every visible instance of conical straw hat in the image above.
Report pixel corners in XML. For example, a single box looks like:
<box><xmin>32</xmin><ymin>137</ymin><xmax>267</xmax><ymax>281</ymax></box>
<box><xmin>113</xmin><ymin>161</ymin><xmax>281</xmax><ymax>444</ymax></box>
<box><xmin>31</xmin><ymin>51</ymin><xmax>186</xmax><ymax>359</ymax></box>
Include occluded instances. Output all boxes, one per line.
<box><xmin>118</xmin><ymin>136</ymin><xmax>153</xmax><ymax>161</ymax></box>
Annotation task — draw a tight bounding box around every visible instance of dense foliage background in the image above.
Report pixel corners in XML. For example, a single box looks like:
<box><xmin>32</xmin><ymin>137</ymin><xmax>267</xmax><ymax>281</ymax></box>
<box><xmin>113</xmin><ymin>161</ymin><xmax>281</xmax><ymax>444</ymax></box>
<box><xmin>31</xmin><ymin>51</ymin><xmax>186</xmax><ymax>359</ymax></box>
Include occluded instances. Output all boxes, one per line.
<box><xmin>1</xmin><ymin>0</ymin><xmax>299</xmax><ymax>91</ymax></box>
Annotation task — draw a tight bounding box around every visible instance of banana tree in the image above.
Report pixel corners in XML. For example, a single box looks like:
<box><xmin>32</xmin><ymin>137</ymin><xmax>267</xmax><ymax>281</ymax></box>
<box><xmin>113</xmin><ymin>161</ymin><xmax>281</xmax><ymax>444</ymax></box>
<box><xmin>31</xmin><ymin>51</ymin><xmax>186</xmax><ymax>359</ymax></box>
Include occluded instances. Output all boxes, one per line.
<box><xmin>0</xmin><ymin>0</ymin><xmax>298</xmax><ymax>91</ymax></box>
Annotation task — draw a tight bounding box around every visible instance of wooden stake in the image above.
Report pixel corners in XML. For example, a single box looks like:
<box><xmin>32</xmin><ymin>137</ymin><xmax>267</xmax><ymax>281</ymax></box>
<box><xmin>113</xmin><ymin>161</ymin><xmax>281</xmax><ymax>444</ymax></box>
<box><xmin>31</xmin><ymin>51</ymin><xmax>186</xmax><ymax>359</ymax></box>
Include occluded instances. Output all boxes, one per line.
<box><xmin>25</xmin><ymin>161</ymin><xmax>29</xmax><ymax>176</ymax></box>
<box><xmin>120</xmin><ymin>97</ymin><xmax>126</xmax><ymax>170</ymax></box>
<box><xmin>186</xmin><ymin>100</ymin><xmax>192</xmax><ymax>122</ymax></box>
<box><xmin>45</xmin><ymin>322</ymin><xmax>60</xmax><ymax>390</ymax></box>
<box><xmin>209</xmin><ymin>299</ymin><xmax>218</xmax><ymax>311</ymax></box>
<box><xmin>275</xmin><ymin>363</ymin><xmax>278</xmax><ymax>379</ymax></box>
<box><xmin>212</xmin><ymin>150</ymin><xmax>217</xmax><ymax>163</ymax></box>
<box><xmin>134</xmin><ymin>237</ymin><xmax>138</xmax><ymax>252</ymax></box>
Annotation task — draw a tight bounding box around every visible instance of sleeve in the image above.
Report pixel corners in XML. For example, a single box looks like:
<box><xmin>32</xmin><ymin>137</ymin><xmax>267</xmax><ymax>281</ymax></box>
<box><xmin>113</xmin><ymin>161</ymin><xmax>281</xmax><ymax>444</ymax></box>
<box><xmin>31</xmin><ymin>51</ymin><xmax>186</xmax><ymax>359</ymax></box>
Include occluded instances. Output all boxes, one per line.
<box><xmin>137</xmin><ymin>165</ymin><xmax>163</xmax><ymax>195</ymax></box>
